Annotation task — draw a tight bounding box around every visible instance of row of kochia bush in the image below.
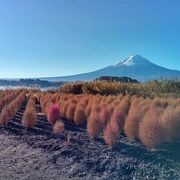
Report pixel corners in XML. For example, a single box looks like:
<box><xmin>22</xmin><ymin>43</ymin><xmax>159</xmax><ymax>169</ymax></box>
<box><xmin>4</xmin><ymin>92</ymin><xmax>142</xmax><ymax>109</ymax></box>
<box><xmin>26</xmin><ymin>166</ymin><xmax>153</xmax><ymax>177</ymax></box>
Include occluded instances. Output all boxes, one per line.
<box><xmin>21</xmin><ymin>93</ymin><xmax>64</xmax><ymax>133</ymax></box>
<box><xmin>38</xmin><ymin>95</ymin><xmax>64</xmax><ymax>134</ymax></box>
<box><xmin>37</xmin><ymin>92</ymin><xmax>180</xmax><ymax>149</ymax></box>
<box><xmin>0</xmin><ymin>90</ymin><xmax>26</xmax><ymax>127</ymax></box>
<box><xmin>0</xmin><ymin>90</ymin><xmax>20</xmax><ymax>112</ymax></box>
<box><xmin>22</xmin><ymin>95</ymin><xmax>37</xmax><ymax>128</ymax></box>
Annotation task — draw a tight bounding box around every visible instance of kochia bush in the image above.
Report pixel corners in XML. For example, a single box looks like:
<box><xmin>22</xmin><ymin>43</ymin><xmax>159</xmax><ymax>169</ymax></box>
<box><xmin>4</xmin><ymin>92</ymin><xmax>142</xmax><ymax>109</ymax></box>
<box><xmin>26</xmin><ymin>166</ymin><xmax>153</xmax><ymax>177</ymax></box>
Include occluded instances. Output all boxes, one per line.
<box><xmin>53</xmin><ymin>121</ymin><xmax>64</xmax><ymax>135</ymax></box>
<box><xmin>22</xmin><ymin>108</ymin><xmax>37</xmax><ymax>128</ymax></box>
<box><xmin>139</xmin><ymin>106</ymin><xmax>163</xmax><ymax>148</ymax></box>
<box><xmin>47</xmin><ymin>103</ymin><xmax>60</xmax><ymax>124</ymax></box>
<box><xmin>87</xmin><ymin>106</ymin><xmax>103</xmax><ymax>138</ymax></box>
<box><xmin>74</xmin><ymin>105</ymin><xmax>87</xmax><ymax>126</ymax></box>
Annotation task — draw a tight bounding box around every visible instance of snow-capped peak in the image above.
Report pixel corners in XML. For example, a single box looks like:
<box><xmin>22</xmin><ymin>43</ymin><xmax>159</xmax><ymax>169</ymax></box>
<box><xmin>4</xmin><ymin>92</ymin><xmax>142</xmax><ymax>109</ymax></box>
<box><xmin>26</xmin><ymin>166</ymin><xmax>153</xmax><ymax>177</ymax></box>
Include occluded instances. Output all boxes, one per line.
<box><xmin>113</xmin><ymin>54</ymin><xmax>152</xmax><ymax>68</ymax></box>
<box><xmin>114</xmin><ymin>55</ymin><xmax>138</xmax><ymax>67</ymax></box>
<box><xmin>121</xmin><ymin>55</ymin><xmax>136</xmax><ymax>66</ymax></box>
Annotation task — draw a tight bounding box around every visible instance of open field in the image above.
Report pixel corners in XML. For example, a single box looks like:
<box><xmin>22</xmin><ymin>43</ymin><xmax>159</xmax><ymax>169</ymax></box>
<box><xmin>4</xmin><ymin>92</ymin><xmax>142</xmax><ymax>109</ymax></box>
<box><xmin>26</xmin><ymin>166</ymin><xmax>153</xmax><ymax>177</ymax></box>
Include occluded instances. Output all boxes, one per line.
<box><xmin>0</xmin><ymin>89</ymin><xmax>179</xmax><ymax>179</ymax></box>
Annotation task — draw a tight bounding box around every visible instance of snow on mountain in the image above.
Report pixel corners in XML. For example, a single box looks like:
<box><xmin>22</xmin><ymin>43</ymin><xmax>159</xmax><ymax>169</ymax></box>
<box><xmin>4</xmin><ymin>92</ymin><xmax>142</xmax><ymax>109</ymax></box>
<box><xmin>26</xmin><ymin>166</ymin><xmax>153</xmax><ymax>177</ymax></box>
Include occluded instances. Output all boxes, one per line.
<box><xmin>115</xmin><ymin>55</ymin><xmax>136</xmax><ymax>67</ymax></box>
<box><xmin>41</xmin><ymin>55</ymin><xmax>180</xmax><ymax>82</ymax></box>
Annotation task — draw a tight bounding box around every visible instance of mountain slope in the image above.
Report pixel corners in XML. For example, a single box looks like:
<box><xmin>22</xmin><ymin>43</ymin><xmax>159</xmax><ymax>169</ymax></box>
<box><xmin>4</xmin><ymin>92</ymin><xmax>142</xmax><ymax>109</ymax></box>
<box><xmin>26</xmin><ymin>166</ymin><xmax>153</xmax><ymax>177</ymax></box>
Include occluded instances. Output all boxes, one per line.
<box><xmin>41</xmin><ymin>55</ymin><xmax>180</xmax><ymax>82</ymax></box>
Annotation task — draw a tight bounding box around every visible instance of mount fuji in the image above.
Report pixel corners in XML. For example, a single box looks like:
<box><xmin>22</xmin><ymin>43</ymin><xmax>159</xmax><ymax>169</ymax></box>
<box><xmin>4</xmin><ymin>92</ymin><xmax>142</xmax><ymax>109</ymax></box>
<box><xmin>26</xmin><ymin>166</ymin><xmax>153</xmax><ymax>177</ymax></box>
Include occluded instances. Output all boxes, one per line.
<box><xmin>41</xmin><ymin>55</ymin><xmax>180</xmax><ymax>82</ymax></box>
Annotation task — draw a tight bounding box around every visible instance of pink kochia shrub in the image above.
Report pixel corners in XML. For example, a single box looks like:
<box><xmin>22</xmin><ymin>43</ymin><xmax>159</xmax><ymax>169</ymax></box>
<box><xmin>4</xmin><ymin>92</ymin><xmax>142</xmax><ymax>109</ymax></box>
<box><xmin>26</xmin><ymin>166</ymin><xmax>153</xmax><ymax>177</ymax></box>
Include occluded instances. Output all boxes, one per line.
<box><xmin>161</xmin><ymin>106</ymin><xmax>180</xmax><ymax>143</ymax></box>
<box><xmin>104</xmin><ymin>107</ymin><xmax>125</xmax><ymax>147</ymax></box>
<box><xmin>104</xmin><ymin>121</ymin><xmax>119</xmax><ymax>147</ymax></box>
<box><xmin>87</xmin><ymin>106</ymin><xmax>103</xmax><ymax>138</ymax></box>
<box><xmin>48</xmin><ymin>104</ymin><xmax>60</xmax><ymax>124</ymax></box>
<box><xmin>139</xmin><ymin>106</ymin><xmax>163</xmax><ymax>148</ymax></box>
<box><xmin>124</xmin><ymin>98</ymin><xmax>150</xmax><ymax>141</ymax></box>
<box><xmin>99</xmin><ymin>105</ymin><xmax>113</xmax><ymax>128</ymax></box>
<box><xmin>104</xmin><ymin>96</ymin><xmax>130</xmax><ymax>147</ymax></box>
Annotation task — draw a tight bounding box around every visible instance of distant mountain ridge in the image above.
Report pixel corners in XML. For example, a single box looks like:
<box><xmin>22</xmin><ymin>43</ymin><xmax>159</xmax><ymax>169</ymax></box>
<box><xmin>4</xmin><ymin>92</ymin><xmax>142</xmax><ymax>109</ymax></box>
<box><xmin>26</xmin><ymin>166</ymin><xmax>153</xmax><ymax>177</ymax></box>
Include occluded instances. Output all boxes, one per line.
<box><xmin>41</xmin><ymin>55</ymin><xmax>180</xmax><ymax>82</ymax></box>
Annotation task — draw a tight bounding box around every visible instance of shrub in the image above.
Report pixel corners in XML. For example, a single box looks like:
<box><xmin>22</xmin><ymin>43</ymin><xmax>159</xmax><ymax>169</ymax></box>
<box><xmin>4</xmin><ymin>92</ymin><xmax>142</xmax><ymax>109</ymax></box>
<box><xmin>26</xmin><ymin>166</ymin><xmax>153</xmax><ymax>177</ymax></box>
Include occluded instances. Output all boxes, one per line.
<box><xmin>74</xmin><ymin>105</ymin><xmax>87</xmax><ymax>126</ymax></box>
<box><xmin>60</xmin><ymin>102</ymin><xmax>69</xmax><ymax>118</ymax></box>
<box><xmin>87</xmin><ymin>106</ymin><xmax>103</xmax><ymax>138</ymax></box>
<box><xmin>44</xmin><ymin>102</ymin><xmax>51</xmax><ymax>115</ymax></box>
<box><xmin>124</xmin><ymin>98</ymin><xmax>150</xmax><ymax>141</ymax></box>
<box><xmin>47</xmin><ymin>103</ymin><xmax>60</xmax><ymax>124</ymax></box>
<box><xmin>119</xmin><ymin>95</ymin><xmax>131</xmax><ymax>115</ymax></box>
<box><xmin>85</xmin><ymin>103</ymin><xmax>92</xmax><ymax>117</ymax></box>
<box><xmin>169</xmin><ymin>98</ymin><xmax>180</xmax><ymax>108</ymax></box>
<box><xmin>5</xmin><ymin>105</ymin><xmax>14</xmax><ymax>119</ymax></box>
<box><xmin>22</xmin><ymin>108</ymin><xmax>37</xmax><ymax>128</ymax></box>
<box><xmin>139</xmin><ymin>106</ymin><xmax>163</xmax><ymax>148</ymax></box>
<box><xmin>103</xmin><ymin>104</ymin><xmax>126</xmax><ymax>147</ymax></box>
<box><xmin>152</xmin><ymin>97</ymin><xmax>168</xmax><ymax>108</ymax></box>
<box><xmin>59</xmin><ymin>79</ymin><xmax>180</xmax><ymax>97</ymax></box>
<box><xmin>161</xmin><ymin>106</ymin><xmax>180</xmax><ymax>143</ymax></box>
<box><xmin>0</xmin><ymin>108</ymin><xmax>9</xmax><ymax>127</ymax></box>
<box><xmin>124</xmin><ymin>97</ymin><xmax>139</xmax><ymax>141</ymax></box>
<box><xmin>42</xmin><ymin>100</ymin><xmax>49</xmax><ymax>114</ymax></box>
<box><xmin>104</xmin><ymin>120</ymin><xmax>120</xmax><ymax>147</ymax></box>
<box><xmin>53</xmin><ymin>121</ymin><xmax>64</xmax><ymax>134</ymax></box>
<box><xmin>27</xmin><ymin>97</ymin><xmax>35</xmax><ymax>108</ymax></box>
<box><xmin>66</xmin><ymin>103</ymin><xmax>76</xmax><ymax>121</ymax></box>
<box><xmin>112</xmin><ymin>106</ymin><xmax>126</xmax><ymax>131</ymax></box>
<box><xmin>99</xmin><ymin>105</ymin><xmax>113</xmax><ymax>129</ymax></box>
<box><xmin>81</xmin><ymin>96</ymin><xmax>89</xmax><ymax>106</ymax></box>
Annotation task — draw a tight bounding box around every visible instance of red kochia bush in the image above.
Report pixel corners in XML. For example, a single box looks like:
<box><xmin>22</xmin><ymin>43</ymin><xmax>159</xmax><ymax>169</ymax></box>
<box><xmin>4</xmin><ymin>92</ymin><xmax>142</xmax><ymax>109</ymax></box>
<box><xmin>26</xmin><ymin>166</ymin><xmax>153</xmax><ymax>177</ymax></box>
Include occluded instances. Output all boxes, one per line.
<box><xmin>22</xmin><ymin>108</ymin><xmax>37</xmax><ymax>128</ymax></box>
<box><xmin>139</xmin><ymin>106</ymin><xmax>163</xmax><ymax>148</ymax></box>
<box><xmin>104</xmin><ymin>120</ymin><xmax>119</xmax><ymax>147</ymax></box>
<box><xmin>66</xmin><ymin>103</ymin><xmax>76</xmax><ymax>121</ymax></box>
<box><xmin>53</xmin><ymin>121</ymin><xmax>64</xmax><ymax>135</ymax></box>
<box><xmin>103</xmin><ymin>106</ymin><xmax>125</xmax><ymax>147</ymax></box>
<box><xmin>47</xmin><ymin>104</ymin><xmax>60</xmax><ymax>124</ymax></box>
<box><xmin>103</xmin><ymin>96</ymin><xmax>130</xmax><ymax>147</ymax></box>
<box><xmin>87</xmin><ymin>106</ymin><xmax>103</xmax><ymax>138</ymax></box>
<box><xmin>124</xmin><ymin>97</ymin><xmax>144</xmax><ymax>141</ymax></box>
<box><xmin>0</xmin><ymin>108</ymin><xmax>10</xmax><ymax>127</ymax></box>
<box><xmin>99</xmin><ymin>105</ymin><xmax>113</xmax><ymax>129</ymax></box>
<box><xmin>161</xmin><ymin>106</ymin><xmax>180</xmax><ymax>143</ymax></box>
<box><xmin>74</xmin><ymin>105</ymin><xmax>87</xmax><ymax>126</ymax></box>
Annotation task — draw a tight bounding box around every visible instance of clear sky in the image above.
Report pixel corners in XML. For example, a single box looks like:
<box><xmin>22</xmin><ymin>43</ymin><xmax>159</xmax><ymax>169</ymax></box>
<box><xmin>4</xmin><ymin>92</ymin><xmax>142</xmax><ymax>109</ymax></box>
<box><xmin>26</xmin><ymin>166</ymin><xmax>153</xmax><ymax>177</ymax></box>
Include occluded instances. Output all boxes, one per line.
<box><xmin>0</xmin><ymin>0</ymin><xmax>179</xmax><ymax>78</ymax></box>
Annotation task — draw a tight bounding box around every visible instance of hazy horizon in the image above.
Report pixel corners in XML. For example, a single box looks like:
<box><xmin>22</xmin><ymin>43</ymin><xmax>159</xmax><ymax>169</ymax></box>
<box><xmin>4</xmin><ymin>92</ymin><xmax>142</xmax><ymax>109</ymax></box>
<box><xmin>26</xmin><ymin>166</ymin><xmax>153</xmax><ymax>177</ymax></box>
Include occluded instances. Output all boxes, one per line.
<box><xmin>0</xmin><ymin>0</ymin><xmax>180</xmax><ymax>78</ymax></box>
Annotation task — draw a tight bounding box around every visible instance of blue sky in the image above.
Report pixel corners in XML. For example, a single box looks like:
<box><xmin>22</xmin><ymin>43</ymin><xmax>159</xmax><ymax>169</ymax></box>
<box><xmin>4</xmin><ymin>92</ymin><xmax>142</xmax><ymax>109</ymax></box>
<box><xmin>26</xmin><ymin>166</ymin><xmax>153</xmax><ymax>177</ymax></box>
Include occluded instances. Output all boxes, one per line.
<box><xmin>0</xmin><ymin>0</ymin><xmax>179</xmax><ymax>78</ymax></box>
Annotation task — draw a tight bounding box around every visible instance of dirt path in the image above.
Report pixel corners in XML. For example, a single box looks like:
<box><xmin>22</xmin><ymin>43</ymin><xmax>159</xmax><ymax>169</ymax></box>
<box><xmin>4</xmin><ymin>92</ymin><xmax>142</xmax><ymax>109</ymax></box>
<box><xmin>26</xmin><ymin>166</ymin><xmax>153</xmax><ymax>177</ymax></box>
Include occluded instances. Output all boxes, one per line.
<box><xmin>0</xmin><ymin>100</ymin><xmax>179</xmax><ymax>180</ymax></box>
